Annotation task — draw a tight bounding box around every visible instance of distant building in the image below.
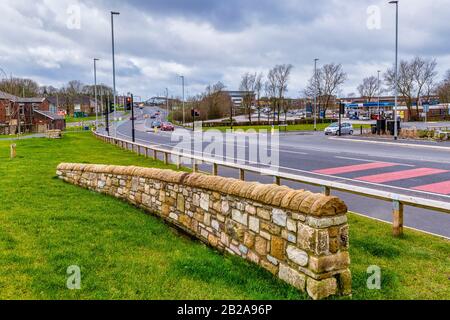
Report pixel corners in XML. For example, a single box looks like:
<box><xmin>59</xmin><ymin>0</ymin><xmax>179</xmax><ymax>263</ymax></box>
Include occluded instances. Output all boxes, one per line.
<box><xmin>0</xmin><ymin>91</ymin><xmax>65</xmax><ymax>134</ymax></box>
<box><xmin>224</xmin><ymin>91</ymin><xmax>255</xmax><ymax>108</ymax></box>
<box><xmin>48</xmin><ymin>96</ymin><xmax>96</xmax><ymax>116</ymax></box>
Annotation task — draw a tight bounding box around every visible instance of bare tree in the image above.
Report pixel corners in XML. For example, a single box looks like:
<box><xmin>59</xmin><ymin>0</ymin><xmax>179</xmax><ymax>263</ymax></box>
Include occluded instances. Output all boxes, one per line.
<box><xmin>357</xmin><ymin>76</ymin><xmax>379</xmax><ymax>102</ymax></box>
<box><xmin>437</xmin><ymin>69</ymin><xmax>450</xmax><ymax>103</ymax></box>
<box><xmin>269</xmin><ymin>64</ymin><xmax>293</xmax><ymax>124</ymax></box>
<box><xmin>304</xmin><ymin>63</ymin><xmax>346</xmax><ymax>119</ymax></box>
<box><xmin>254</xmin><ymin>73</ymin><xmax>264</xmax><ymax>123</ymax></box>
<box><xmin>266</xmin><ymin>69</ymin><xmax>278</xmax><ymax>124</ymax></box>
<box><xmin>385</xmin><ymin>57</ymin><xmax>437</xmax><ymax>120</ymax></box>
<box><xmin>239</xmin><ymin>72</ymin><xmax>257</xmax><ymax>123</ymax></box>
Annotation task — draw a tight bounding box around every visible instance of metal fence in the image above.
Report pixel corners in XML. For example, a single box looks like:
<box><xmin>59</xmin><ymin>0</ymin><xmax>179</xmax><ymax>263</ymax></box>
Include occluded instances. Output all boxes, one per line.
<box><xmin>93</xmin><ymin>131</ymin><xmax>450</xmax><ymax>237</ymax></box>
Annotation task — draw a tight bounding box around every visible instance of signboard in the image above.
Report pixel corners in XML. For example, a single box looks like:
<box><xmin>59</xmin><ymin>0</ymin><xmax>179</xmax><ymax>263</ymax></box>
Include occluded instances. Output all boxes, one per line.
<box><xmin>9</xmin><ymin>119</ymin><xmax>18</xmax><ymax>126</ymax></box>
<box><xmin>423</xmin><ymin>104</ymin><xmax>430</xmax><ymax>113</ymax></box>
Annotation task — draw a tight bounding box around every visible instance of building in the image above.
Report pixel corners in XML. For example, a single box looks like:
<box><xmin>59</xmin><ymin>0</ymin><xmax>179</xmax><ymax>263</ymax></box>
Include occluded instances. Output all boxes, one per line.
<box><xmin>48</xmin><ymin>96</ymin><xmax>96</xmax><ymax>117</ymax></box>
<box><xmin>0</xmin><ymin>90</ymin><xmax>65</xmax><ymax>135</ymax></box>
<box><xmin>224</xmin><ymin>91</ymin><xmax>255</xmax><ymax>109</ymax></box>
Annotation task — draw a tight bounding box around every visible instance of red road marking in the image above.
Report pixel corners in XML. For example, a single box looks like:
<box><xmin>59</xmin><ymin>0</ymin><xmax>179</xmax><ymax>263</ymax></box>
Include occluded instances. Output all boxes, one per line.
<box><xmin>412</xmin><ymin>181</ymin><xmax>450</xmax><ymax>195</ymax></box>
<box><xmin>356</xmin><ymin>168</ymin><xmax>449</xmax><ymax>183</ymax></box>
<box><xmin>314</xmin><ymin>162</ymin><xmax>396</xmax><ymax>175</ymax></box>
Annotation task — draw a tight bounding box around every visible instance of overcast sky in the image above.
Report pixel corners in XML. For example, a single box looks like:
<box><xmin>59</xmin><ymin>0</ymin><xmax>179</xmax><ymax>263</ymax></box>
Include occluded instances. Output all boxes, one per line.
<box><xmin>0</xmin><ymin>0</ymin><xmax>449</xmax><ymax>100</ymax></box>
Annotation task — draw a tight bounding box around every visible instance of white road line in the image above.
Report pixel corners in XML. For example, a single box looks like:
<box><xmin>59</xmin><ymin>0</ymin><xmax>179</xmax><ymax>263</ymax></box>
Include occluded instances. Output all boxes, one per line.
<box><xmin>335</xmin><ymin>156</ymin><xmax>416</xmax><ymax>167</ymax></box>
<box><xmin>330</xmin><ymin>136</ymin><xmax>450</xmax><ymax>151</ymax></box>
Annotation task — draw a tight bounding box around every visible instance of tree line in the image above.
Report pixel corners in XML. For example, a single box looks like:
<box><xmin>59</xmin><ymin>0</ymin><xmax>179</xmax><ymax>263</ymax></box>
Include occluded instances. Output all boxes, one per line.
<box><xmin>0</xmin><ymin>77</ymin><xmax>113</xmax><ymax>115</ymax></box>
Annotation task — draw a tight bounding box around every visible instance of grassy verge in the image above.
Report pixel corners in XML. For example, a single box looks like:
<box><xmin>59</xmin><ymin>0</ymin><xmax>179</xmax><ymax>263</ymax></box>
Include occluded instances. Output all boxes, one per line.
<box><xmin>204</xmin><ymin>123</ymin><xmax>371</xmax><ymax>132</ymax></box>
<box><xmin>0</xmin><ymin>132</ymin><xmax>448</xmax><ymax>300</ymax></box>
<box><xmin>65</xmin><ymin>116</ymin><xmax>97</xmax><ymax>123</ymax></box>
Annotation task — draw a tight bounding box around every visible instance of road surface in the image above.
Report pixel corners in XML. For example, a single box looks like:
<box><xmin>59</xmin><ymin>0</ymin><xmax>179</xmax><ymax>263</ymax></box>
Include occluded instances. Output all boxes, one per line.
<box><xmin>104</xmin><ymin>107</ymin><xmax>450</xmax><ymax>239</ymax></box>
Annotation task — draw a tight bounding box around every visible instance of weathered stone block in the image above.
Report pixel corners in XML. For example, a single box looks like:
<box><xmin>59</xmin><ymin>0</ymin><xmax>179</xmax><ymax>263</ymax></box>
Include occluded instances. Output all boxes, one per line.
<box><xmin>279</xmin><ymin>264</ymin><xmax>306</xmax><ymax>291</ymax></box>
<box><xmin>306</xmin><ymin>277</ymin><xmax>337</xmax><ymax>300</ymax></box>
<box><xmin>286</xmin><ymin>245</ymin><xmax>309</xmax><ymax>267</ymax></box>
<box><xmin>270</xmin><ymin>236</ymin><xmax>285</xmax><ymax>260</ymax></box>
<box><xmin>272</xmin><ymin>209</ymin><xmax>287</xmax><ymax>227</ymax></box>
<box><xmin>308</xmin><ymin>252</ymin><xmax>350</xmax><ymax>273</ymax></box>
<box><xmin>249</xmin><ymin>216</ymin><xmax>260</xmax><ymax>233</ymax></box>
<box><xmin>232</xmin><ymin>209</ymin><xmax>248</xmax><ymax>226</ymax></box>
<box><xmin>255</xmin><ymin>236</ymin><xmax>267</xmax><ymax>256</ymax></box>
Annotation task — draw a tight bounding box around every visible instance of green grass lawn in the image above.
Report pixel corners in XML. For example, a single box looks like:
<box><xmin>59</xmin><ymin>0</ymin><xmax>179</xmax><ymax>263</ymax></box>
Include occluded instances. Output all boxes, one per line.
<box><xmin>204</xmin><ymin>123</ymin><xmax>371</xmax><ymax>132</ymax></box>
<box><xmin>0</xmin><ymin>132</ymin><xmax>448</xmax><ymax>300</ymax></box>
<box><xmin>65</xmin><ymin>116</ymin><xmax>98</xmax><ymax>123</ymax></box>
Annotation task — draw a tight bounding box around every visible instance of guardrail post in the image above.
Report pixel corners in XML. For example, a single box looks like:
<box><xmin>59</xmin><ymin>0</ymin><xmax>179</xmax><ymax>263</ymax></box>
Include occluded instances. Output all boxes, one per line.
<box><xmin>323</xmin><ymin>186</ymin><xmax>331</xmax><ymax>196</ymax></box>
<box><xmin>392</xmin><ymin>200</ymin><xmax>404</xmax><ymax>237</ymax></box>
<box><xmin>212</xmin><ymin>163</ymin><xmax>218</xmax><ymax>176</ymax></box>
<box><xmin>144</xmin><ymin>148</ymin><xmax>149</xmax><ymax>158</ymax></box>
<box><xmin>239</xmin><ymin>169</ymin><xmax>245</xmax><ymax>181</ymax></box>
<box><xmin>153</xmin><ymin>150</ymin><xmax>157</xmax><ymax>160</ymax></box>
<box><xmin>193</xmin><ymin>160</ymin><xmax>198</xmax><ymax>173</ymax></box>
<box><xmin>176</xmin><ymin>155</ymin><xmax>181</xmax><ymax>169</ymax></box>
<box><xmin>274</xmin><ymin>176</ymin><xmax>281</xmax><ymax>186</ymax></box>
<box><xmin>164</xmin><ymin>152</ymin><xmax>169</xmax><ymax>165</ymax></box>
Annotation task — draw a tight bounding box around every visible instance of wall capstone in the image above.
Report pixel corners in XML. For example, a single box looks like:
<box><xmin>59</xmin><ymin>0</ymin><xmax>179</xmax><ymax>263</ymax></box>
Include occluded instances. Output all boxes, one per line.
<box><xmin>56</xmin><ymin>163</ymin><xmax>351</xmax><ymax>300</ymax></box>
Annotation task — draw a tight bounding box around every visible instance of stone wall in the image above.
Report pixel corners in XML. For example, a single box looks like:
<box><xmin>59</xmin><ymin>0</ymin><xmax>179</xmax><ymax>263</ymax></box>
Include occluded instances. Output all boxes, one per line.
<box><xmin>56</xmin><ymin>163</ymin><xmax>351</xmax><ymax>300</ymax></box>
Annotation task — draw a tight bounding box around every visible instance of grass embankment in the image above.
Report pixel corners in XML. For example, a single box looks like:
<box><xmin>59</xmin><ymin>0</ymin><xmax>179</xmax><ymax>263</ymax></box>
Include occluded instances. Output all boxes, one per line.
<box><xmin>0</xmin><ymin>133</ymin><xmax>448</xmax><ymax>300</ymax></box>
<box><xmin>65</xmin><ymin>116</ymin><xmax>97</xmax><ymax>124</ymax></box>
<box><xmin>204</xmin><ymin>123</ymin><xmax>371</xmax><ymax>132</ymax></box>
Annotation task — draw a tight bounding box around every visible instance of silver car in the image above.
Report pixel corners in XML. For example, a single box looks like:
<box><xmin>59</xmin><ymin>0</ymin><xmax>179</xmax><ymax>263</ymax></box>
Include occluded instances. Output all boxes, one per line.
<box><xmin>324</xmin><ymin>122</ymin><xmax>354</xmax><ymax>135</ymax></box>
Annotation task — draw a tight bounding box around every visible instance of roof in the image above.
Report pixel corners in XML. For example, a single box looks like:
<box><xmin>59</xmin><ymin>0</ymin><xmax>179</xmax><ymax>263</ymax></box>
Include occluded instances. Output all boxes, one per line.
<box><xmin>33</xmin><ymin>109</ymin><xmax>65</xmax><ymax>121</ymax></box>
<box><xmin>17</xmin><ymin>97</ymin><xmax>46</xmax><ymax>104</ymax></box>
<box><xmin>0</xmin><ymin>90</ymin><xmax>18</xmax><ymax>101</ymax></box>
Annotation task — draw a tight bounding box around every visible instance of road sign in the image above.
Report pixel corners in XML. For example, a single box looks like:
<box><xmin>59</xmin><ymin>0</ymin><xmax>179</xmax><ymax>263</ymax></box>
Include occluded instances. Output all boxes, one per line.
<box><xmin>423</xmin><ymin>104</ymin><xmax>430</xmax><ymax>113</ymax></box>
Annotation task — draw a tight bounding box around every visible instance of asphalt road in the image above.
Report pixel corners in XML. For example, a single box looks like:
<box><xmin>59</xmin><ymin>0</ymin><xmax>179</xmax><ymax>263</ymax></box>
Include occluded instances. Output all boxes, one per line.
<box><xmin>107</xmin><ymin>107</ymin><xmax>450</xmax><ymax>239</ymax></box>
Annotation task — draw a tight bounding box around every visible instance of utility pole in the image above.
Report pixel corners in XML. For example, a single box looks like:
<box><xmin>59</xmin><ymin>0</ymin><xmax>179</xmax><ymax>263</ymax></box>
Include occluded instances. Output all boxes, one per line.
<box><xmin>94</xmin><ymin>58</ymin><xmax>99</xmax><ymax>129</ymax></box>
<box><xmin>111</xmin><ymin>11</ymin><xmax>120</xmax><ymax>137</ymax></box>
<box><xmin>313</xmin><ymin>58</ymin><xmax>319</xmax><ymax>131</ymax></box>
<box><xmin>377</xmin><ymin>70</ymin><xmax>381</xmax><ymax>119</ymax></box>
<box><xmin>180</xmin><ymin>75</ymin><xmax>185</xmax><ymax>126</ymax></box>
<box><xmin>165</xmin><ymin>88</ymin><xmax>169</xmax><ymax>120</ymax></box>
<box><xmin>131</xmin><ymin>94</ymin><xmax>135</xmax><ymax>142</ymax></box>
<box><xmin>389</xmin><ymin>1</ymin><xmax>399</xmax><ymax>140</ymax></box>
<box><xmin>106</xmin><ymin>94</ymin><xmax>110</xmax><ymax>135</ymax></box>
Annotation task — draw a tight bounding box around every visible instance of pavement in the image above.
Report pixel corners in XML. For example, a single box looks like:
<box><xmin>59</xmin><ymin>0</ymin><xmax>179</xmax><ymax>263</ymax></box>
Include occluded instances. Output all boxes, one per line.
<box><xmin>101</xmin><ymin>107</ymin><xmax>450</xmax><ymax>239</ymax></box>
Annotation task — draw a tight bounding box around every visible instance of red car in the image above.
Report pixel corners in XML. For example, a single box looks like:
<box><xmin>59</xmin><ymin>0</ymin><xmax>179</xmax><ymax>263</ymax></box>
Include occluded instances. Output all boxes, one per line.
<box><xmin>161</xmin><ymin>122</ymin><xmax>175</xmax><ymax>131</ymax></box>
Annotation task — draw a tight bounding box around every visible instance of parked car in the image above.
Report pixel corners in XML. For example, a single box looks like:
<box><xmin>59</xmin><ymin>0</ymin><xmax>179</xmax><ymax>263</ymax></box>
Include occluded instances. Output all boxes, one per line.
<box><xmin>161</xmin><ymin>122</ymin><xmax>175</xmax><ymax>131</ymax></box>
<box><xmin>324</xmin><ymin>122</ymin><xmax>354</xmax><ymax>135</ymax></box>
<box><xmin>151</xmin><ymin>120</ymin><xmax>162</xmax><ymax>128</ymax></box>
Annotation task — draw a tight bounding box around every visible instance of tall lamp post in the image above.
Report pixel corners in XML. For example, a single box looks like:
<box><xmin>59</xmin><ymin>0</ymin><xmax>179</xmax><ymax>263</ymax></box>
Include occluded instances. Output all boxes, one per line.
<box><xmin>179</xmin><ymin>75</ymin><xmax>185</xmax><ymax>126</ymax></box>
<box><xmin>389</xmin><ymin>1</ymin><xmax>399</xmax><ymax>140</ymax></box>
<box><xmin>377</xmin><ymin>70</ymin><xmax>381</xmax><ymax>119</ymax></box>
<box><xmin>94</xmin><ymin>58</ymin><xmax>99</xmax><ymax>129</ymax></box>
<box><xmin>313</xmin><ymin>58</ymin><xmax>319</xmax><ymax>131</ymax></box>
<box><xmin>165</xmin><ymin>88</ymin><xmax>169</xmax><ymax>120</ymax></box>
<box><xmin>111</xmin><ymin>11</ymin><xmax>120</xmax><ymax>137</ymax></box>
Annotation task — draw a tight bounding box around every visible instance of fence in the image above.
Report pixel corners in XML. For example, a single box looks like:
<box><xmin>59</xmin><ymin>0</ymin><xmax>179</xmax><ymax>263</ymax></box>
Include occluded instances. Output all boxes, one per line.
<box><xmin>93</xmin><ymin>131</ymin><xmax>450</xmax><ymax>237</ymax></box>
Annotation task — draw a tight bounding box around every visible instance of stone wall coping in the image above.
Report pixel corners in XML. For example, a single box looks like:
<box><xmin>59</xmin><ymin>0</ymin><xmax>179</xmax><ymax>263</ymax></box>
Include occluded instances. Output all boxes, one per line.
<box><xmin>57</xmin><ymin>163</ymin><xmax>348</xmax><ymax>217</ymax></box>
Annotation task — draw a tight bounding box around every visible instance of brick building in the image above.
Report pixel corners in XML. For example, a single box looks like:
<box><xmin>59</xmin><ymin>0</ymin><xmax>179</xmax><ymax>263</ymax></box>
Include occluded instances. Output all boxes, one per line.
<box><xmin>0</xmin><ymin>90</ymin><xmax>65</xmax><ymax>134</ymax></box>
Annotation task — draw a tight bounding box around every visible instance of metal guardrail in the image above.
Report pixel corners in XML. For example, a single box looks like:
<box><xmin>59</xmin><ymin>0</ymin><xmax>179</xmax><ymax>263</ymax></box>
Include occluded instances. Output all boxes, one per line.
<box><xmin>93</xmin><ymin>131</ymin><xmax>450</xmax><ymax>237</ymax></box>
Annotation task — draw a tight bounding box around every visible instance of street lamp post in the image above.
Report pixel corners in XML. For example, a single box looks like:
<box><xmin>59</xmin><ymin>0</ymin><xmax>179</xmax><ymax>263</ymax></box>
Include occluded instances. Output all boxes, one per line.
<box><xmin>111</xmin><ymin>11</ymin><xmax>120</xmax><ymax>137</ymax></box>
<box><xmin>180</xmin><ymin>75</ymin><xmax>185</xmax><ymax>126</ymax></box>
<box><xmin>94</xmin><ymin>58</ymin><xmax>99</xmax><ymax>129</ymax></box>
<box><xmin>165</xmin><ymin>88</ymin><xmax>169</xmax><ymax>120</ymax></box>
<box><xmin>313</xmin><ymin>58</ymin><xmax>319</xmax><ymax>131</ymax></box>
<box><xmin>389</xmin><ymin>1</ymin><xmax>399</xmax><ymax>140</ymax></box>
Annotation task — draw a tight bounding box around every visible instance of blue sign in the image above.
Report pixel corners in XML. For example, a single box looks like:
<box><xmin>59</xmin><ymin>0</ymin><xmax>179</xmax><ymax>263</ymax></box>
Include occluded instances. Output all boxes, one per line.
<box><xmin>423</xmin><ymin>104</ymin><xmax>430</xmax><ymax>112</ymax></box>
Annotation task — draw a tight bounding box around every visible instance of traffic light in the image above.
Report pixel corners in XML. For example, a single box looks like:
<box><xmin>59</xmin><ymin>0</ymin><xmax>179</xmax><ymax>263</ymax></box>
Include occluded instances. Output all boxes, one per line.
<box><xmin>126</xmin><ymin>97</ymin><xmax>132</xmax><ymax>110</ymax></box>
<box><xmin>191</xmin><ymin>109</ymin><xmax>200</xmax><ymax>117</ymax></box>
<box><xmin>339</xmin><ymin>103</ymin><xmax>346</xmax><ymax>115</ymax></box>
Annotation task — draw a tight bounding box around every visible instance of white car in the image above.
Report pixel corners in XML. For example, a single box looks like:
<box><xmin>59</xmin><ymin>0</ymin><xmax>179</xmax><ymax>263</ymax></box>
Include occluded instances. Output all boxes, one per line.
<box><xmin>324</xmin><ymin>122</ymin><xmax>354</xmax><ymax>135</ymax></box>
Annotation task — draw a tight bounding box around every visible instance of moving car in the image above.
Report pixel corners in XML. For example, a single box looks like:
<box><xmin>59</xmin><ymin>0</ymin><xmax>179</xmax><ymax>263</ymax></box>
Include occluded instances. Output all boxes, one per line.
<box><xmin>161</xmin><ymin>122</ymin><xmax>175</xmax><ymax>132</ymax></box>
<box><xmin>151</xmin><ymin>120</ymin><xmax>162</xmax><ymax>128</ymax></box>
<box><xmin>324</xmin><ymin>122</ymin><xmax>354</xmax><ymax>135</ymax></box>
